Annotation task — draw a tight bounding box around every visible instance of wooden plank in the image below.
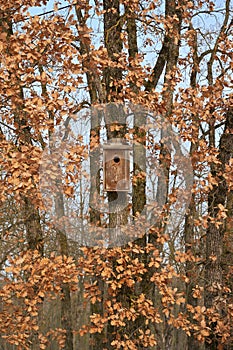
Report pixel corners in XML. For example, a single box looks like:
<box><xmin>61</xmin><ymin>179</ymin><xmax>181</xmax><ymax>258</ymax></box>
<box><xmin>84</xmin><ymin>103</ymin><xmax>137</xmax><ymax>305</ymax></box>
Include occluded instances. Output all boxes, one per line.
<box><xmin>103</xmin><ymin>149</ymin><xmax>130</xmax><ymax>191</ymax></box>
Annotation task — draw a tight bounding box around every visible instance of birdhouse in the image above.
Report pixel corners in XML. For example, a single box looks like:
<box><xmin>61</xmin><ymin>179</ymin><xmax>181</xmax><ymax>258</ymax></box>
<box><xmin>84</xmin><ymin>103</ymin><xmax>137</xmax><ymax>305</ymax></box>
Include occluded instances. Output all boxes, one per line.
<box><xmin>103</xmin><ymin>141</ymin><xmax>131</xmax><ymax>192</ymax></box>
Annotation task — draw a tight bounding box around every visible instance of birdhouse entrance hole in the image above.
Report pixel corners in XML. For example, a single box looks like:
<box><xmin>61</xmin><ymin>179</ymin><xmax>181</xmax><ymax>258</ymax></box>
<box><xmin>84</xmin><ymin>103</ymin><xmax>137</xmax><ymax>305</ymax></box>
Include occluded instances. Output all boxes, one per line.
<box><xmin>113</xmin><ymin>155</ymin><xmax>120</xmax><ymax>163</ymax></box>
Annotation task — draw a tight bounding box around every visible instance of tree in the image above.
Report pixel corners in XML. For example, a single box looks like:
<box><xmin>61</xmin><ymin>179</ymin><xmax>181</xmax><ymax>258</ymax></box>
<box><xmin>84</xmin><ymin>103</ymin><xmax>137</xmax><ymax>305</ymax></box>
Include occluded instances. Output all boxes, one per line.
<box><xmin>0</xmin><ymin>0</ymin><xmax>232</xmax><ymax>349</ymax></box>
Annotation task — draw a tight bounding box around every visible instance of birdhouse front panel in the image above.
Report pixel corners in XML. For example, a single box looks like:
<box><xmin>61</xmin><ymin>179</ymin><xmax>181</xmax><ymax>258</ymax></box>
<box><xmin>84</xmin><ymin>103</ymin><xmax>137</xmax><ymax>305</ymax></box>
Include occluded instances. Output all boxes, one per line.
<box><xmin>103</xmin><ymin>149</ymin><xmax>130</xmax><ymax>191</ymax></box>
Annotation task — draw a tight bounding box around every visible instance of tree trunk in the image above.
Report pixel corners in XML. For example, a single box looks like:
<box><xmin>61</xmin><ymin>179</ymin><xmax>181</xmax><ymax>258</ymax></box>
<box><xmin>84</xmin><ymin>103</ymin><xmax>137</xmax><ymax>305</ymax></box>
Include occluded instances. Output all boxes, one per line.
<box><xmin>205</xmin><ymin>108</ymin><xmax>233</xmax><ymax>349</ymax></box>
<box><xmin>54</xmin><ymin>189</ymin><xmax>74</xmax><ymax>350</ymax></box>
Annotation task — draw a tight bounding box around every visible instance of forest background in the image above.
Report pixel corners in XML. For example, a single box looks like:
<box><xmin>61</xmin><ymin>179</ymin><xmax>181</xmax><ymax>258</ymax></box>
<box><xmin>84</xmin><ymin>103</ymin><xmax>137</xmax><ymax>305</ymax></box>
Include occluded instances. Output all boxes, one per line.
<box><xmin>0</xmin><ymin>0</ymin><xmax>233</xmax><ymax>349</ymax></box>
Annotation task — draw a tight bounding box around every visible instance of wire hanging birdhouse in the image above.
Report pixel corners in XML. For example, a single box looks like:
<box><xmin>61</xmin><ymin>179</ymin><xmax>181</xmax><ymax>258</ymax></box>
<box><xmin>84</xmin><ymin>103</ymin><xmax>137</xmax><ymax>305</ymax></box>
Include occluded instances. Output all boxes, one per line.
<box><xmin>103</xmin><ymin>140</ymin><xmax>131</xmax><ymax>192</ymax></box>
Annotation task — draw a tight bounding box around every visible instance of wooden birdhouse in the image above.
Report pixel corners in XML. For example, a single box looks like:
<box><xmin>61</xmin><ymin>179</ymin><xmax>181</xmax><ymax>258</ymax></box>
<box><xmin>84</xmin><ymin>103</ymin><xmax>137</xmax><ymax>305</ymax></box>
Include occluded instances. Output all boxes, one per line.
<box><xmin>103</xmin><ymin>140</ymin><xmax>131</xmax><ymax>192</ymax></box>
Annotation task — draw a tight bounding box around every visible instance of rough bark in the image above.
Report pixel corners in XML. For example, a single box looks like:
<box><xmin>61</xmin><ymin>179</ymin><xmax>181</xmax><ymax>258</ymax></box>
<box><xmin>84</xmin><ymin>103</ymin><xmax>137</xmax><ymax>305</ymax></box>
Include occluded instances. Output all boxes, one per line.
<box><xmin>205</xmin><ymin>108</ymin><xmax>233</xmax><ymax>349</ymax></box>
<box><xmin>103</xmin><ymin>0</ymin><xmax>123</xmax><ymax>99</ymax></box>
